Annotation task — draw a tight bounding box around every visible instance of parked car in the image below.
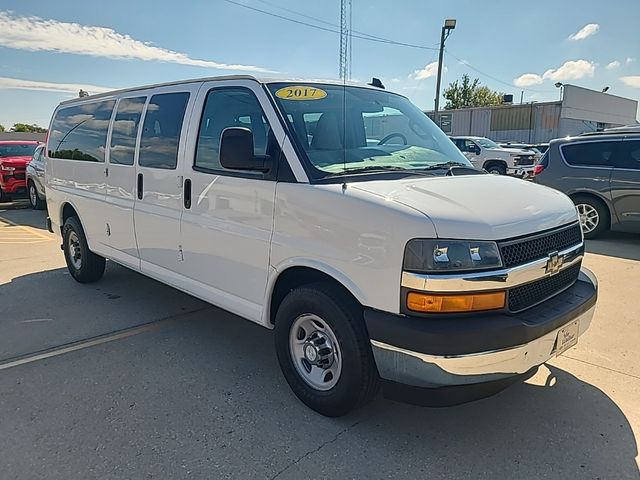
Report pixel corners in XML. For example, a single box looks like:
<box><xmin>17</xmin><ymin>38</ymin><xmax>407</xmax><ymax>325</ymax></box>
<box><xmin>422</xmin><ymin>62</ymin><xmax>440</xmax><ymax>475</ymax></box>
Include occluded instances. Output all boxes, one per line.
<box><xmin>533</xmin><ymin>132</ymin><xmax>640</xmax><ymax>238</ymax></box>
<box><xmin>498</xmin><ymin>142</ymin><xmax>543</xmax><ymax>162</ymax></box>
<box><xmin>25</xmin><ymin>143</ymin><xmax>47</xmax><ymax>209</ymax></box>
<box><xmin>0</xmin><ymin>140</ymin><xmax>40</xmax><ymax>202</ymax></box>
<box><xmin>450</xmin><ymin>136</ymin><xmax>536</xmax><ymax>176</ymax></box>
<box><xmin>44</xmin><ymin>77</ymin><xmax>597</xmax><ymax>416</ymax></box>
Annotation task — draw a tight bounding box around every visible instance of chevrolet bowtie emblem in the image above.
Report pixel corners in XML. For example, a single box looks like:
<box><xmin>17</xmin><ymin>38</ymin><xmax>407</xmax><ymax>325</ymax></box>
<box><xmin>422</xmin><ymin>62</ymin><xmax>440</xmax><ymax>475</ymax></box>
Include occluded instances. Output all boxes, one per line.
<box><xmin>545</xmin><ymin>251</ymin><xmax>564</xmax><ymax>275</ymax></box>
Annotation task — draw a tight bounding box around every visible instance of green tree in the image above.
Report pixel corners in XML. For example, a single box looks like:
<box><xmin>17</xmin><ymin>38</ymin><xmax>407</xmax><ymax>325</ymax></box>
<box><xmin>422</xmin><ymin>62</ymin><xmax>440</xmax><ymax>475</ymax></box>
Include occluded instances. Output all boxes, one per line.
<box><xmin>0</xmin><ymin>124</ymin><xmax>5</xmax><ymax>132</ymax></box>
<box><xmin>10</xmin><ymin>123</ymin><xmax>47</xmax><ymax>133</ymax></box>
<box><xmin>443</xmin><ymin>74</ymin><xmax>504</xmax><ymax>110</ymax></box>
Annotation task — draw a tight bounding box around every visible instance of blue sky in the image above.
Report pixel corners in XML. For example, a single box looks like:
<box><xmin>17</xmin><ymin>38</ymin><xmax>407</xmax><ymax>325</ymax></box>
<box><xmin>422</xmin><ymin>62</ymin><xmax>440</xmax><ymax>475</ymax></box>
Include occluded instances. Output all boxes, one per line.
<box><xmin>1</xmin><ymin>0</ymin><xmax>639</xmax><ymax>128</ymax></box>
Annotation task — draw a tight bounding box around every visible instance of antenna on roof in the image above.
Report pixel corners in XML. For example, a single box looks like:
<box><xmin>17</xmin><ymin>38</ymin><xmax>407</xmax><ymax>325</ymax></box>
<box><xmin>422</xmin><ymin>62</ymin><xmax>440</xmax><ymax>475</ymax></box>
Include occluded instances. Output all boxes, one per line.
<box><xmin>368</xmin><ymin>78</ymin><xmax>385</xmax><ymax>89</ymax></box>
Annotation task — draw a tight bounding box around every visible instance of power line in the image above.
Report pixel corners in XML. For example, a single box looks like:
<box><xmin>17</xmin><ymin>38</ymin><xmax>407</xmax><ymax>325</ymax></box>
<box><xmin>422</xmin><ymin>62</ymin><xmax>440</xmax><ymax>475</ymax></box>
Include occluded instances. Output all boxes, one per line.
<box><xmin>222</xmin><ymin>0</ymin><xmax>553</xmax><ymax>94</ymax></box>
<box><xmin>222</xmin><ymin>0</ymin><xmax>438</xmax><ymax>50</ymax></box>
<box><xmin>446</xmin><ymin>49</ymin><xmax>554</xmax><ymax>94</ymax></box>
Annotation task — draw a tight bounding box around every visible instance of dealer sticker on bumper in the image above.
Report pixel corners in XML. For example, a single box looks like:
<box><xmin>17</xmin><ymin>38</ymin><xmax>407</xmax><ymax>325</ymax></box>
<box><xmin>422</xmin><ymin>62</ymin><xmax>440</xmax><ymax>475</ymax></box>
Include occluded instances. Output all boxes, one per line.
<box><xmin>555</xmin><ymin>320</ymin><xmax>580</xmax><ymax>356</ymax></box>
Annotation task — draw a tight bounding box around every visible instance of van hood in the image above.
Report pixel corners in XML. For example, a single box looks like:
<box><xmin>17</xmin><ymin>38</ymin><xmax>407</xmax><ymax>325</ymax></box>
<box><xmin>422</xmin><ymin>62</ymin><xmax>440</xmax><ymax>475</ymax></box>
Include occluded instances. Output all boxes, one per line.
<box><xmin>351</xmin><ymin>175</ymin><xmax>578</xmax><ymax>240</ymax></box>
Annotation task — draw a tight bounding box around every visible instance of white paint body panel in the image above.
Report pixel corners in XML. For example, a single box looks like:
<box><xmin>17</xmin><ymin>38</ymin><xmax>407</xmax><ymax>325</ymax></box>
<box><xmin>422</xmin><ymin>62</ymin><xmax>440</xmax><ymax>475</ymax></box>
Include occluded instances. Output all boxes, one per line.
<box><xmin>45</xmin><ymin>77</ymin><xmax>580</xmax><ymax>328</ymax></box>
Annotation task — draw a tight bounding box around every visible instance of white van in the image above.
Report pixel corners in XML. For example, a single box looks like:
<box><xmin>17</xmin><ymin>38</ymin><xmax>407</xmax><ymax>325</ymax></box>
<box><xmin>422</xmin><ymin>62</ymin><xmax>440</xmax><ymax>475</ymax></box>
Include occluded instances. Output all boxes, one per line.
<box><xmin>45</xmin><ymin>76</ymin><xmax>597</xmax><ymax>416</ymax></box>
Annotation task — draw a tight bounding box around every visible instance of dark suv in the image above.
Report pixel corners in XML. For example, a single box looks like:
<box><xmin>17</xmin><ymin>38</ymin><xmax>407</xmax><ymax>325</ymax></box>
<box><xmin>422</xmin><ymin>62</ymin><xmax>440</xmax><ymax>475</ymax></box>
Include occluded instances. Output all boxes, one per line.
<box><xmin>533</xmin><ymin>131</ymin><xmax>640</xmax><ymax>238</ymax></box>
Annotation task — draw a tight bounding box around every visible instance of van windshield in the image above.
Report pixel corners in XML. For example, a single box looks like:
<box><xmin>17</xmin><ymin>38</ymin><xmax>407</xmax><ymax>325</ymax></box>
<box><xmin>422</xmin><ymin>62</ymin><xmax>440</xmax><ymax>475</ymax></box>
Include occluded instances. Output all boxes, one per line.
<box><xmin>267</xmin><ymin>83</ymin><xmax>471</xmax><ymax>180</ymax></box>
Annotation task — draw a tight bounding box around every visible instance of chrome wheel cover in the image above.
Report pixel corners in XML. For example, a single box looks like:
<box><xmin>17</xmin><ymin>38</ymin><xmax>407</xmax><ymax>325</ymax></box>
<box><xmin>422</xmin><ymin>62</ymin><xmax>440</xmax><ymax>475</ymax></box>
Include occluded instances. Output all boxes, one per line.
<box><xmin>68</xmin><ymin>231</ymin><xmax>82</xmax><ymax>270</ymax></box>
<box><xmin>289</xmin><ymin>314</ymin><xmax>342</xmax><ymax>391</ymax></box>
<box><xmin>576</xmin><ymin>203</ymin><xmax>599</xmax><ymax>234</ymax></box>
<box><xmin>29</xmin><ymin>184</ymin><xmax>37</xmax><ymax>206</ymax></box>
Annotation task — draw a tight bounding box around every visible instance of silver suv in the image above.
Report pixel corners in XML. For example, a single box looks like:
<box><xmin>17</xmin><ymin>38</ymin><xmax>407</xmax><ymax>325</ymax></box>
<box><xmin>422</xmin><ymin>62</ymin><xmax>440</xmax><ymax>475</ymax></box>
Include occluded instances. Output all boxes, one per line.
<box><xmin>533</xmin><ymin>132</ymin><xmax>640</xmax><ymax>238</ymax></box>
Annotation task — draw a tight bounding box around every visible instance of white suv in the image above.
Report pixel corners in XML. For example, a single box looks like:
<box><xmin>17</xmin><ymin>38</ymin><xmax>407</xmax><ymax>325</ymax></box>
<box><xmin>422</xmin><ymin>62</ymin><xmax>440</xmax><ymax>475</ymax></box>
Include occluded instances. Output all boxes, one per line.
<box><xmin>451</xmin><ymin>136</ymin><xmax>536</xmax><ymax>176</ymax></box>
<box><xmin>44</xmin><ymin>77</ymin><xmax>597</xmax><ymax>416</ymax></box>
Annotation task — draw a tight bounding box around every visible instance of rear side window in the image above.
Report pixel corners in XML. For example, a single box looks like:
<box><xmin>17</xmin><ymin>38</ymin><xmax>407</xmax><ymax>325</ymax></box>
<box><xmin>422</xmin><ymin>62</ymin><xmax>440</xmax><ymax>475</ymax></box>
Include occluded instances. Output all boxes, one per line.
<box><xmin>109</xmin><ymin>96</ymin><xmax>146</xmax><ymax>166</ymax></box>
<box><xmin>616</xmin><ymin>140</ymin><xmax>640</xmax><ymax>170</ymax></box>
<box><xmin>561</xmin><ymin>141</ymin><xmax>619</xmax><ymax>167</ymax></box>
<box><xmin>49</xmin><ymin>100</ymin><xmax>115</xmax><ymax>162</ymax></box>
<box><xmin>138</xmin><ymin>92</ymin><xmax>190</xmax><ymax>169</ymax></box>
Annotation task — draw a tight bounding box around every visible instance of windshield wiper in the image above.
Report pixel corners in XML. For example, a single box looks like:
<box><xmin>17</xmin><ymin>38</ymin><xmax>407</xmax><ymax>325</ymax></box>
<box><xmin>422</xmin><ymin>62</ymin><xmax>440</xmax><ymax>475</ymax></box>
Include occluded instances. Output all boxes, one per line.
<box><xmin>421</xmin><ymin>161</ymin><xmax>468</xmax><ymax>171</ymax></box>
<box><xmin>327</xmin><ymin>165</ymin><xmax>425</xmax><ymax>177</ymax></box>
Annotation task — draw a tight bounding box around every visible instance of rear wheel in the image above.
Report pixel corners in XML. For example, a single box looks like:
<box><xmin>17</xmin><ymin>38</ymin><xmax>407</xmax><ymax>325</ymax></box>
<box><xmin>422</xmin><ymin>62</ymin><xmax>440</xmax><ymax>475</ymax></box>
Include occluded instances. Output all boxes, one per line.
<box><xmin>274</xmin><ymin>282</ymin><xmax>379</xmax><ymax>417</ymax></box>
<box><xmin>28</xmin><ymin>181</ymin><xmax>45</xmax><ymax>210</ymax></box>
<box><xmin>572</xmin><ymin>195</ymin><xmax>609</xmax><ymax>239</ymax></box>
<box><xmin>62</xmin><ymin>216</ymin><xmax>106</xmax><ymax>283</ymax></box>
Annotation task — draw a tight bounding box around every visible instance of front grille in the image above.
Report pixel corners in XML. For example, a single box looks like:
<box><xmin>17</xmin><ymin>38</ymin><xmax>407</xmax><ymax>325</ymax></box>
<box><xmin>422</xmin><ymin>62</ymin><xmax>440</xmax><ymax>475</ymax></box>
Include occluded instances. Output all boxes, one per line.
<box><xmin>515</xmin><ymin>155</ymin><xmax>535</xmax><ymax>166</ymax></box>
<box><xmin>499</xmin><ymin>223</ymin><xmax>582</xmax><ymax>268</ymax></box>
<box><xmin>508</xmin><ymin>263</ymin><xmax>581</xmax><ymax>312</ymax></box>
<box><xmin>14</xmin><ymin>173</ymin><xmax>25</xmax><ymax>180</ymax></box>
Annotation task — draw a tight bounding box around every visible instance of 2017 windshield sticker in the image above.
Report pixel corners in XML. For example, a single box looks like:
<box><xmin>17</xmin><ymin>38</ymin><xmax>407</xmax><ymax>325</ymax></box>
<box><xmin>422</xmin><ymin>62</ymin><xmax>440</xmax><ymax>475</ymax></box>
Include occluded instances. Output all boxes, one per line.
<box><xmin>275</xmin><ymin>86</ymin><xmax>327</xmax><ymax>100</ymax></box>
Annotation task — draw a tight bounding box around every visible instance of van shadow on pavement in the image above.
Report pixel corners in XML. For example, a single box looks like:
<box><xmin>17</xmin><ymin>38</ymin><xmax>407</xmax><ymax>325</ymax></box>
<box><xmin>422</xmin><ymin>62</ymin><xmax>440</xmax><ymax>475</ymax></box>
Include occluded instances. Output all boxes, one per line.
<box><xmin>586</xmin><ymin>231</ymin><xmax>640</xmax><ymax>262</ymax></box>
<box><xmin>0</xmin><ymin>199</ymin><xmax>49</xmax><ymax>231</ymax></box>
<box><xmin>0</xmin><ymin>266</ymin><xmax>638</xmax><ymax>479</ymax></box>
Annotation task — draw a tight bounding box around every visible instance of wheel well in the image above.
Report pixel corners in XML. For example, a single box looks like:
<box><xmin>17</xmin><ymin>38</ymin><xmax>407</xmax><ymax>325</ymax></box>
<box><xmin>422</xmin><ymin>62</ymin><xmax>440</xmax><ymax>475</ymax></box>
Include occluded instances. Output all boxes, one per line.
<box><xmin>61</xmin><ymin>203</ymin><xmax>78</xmax><ymax>225</ymax></box>
<box><xmin>569</xmin><ymin>192</ymin><xmax>611</xmax><ymax>226</ymax></box>
<box><xmin>483</xmin><ymin>160</ymin><xmax>507</xmax><ymax>170</ymax></box>
<box><xmin>269</xmin><ymin>267</ymin><xmax>359</xmax><ymax>326</ymax></box>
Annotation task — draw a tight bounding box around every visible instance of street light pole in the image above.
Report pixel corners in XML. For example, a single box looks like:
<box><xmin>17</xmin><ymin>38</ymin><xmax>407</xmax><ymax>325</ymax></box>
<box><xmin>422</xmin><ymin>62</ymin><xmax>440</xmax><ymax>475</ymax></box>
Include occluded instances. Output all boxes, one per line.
<box><xmin>434</xmin><ymin>18</ymin><xmax>456</xmax><ymax>116</ymax></box>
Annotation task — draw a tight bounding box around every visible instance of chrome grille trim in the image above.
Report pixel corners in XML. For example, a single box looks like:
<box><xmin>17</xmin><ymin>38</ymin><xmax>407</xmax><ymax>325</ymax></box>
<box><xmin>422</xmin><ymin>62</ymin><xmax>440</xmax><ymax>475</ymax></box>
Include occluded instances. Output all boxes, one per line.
<box><xmin>401</xmin><ymin>242</ymin><xmax>583</xmax><ymax>293</ymax></box>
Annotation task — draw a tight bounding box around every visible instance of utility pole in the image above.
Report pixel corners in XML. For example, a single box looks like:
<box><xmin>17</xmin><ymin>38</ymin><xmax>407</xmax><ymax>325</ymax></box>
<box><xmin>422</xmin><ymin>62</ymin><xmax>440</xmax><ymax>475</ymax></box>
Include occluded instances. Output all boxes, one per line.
<box><xmin>338</xmin><ymin>0</ymin><xmax>352</xmax><ymax>80</ymax></box>
<box><xmin>434</xmin><ymin>18</ymin><xmax>456</xmax><ymax>116</ymax></box>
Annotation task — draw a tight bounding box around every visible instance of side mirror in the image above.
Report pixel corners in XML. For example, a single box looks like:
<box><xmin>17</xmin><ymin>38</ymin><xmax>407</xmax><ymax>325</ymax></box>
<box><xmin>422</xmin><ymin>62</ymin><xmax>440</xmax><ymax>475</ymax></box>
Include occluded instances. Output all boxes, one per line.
<box><xmin>470</xmin><ymin>144</ymin><xmax>481</xmax><ymax>155</ymax></box>
<box><xmin>219</xmin><ymin>127</ymin><xmax>271</xmax><ymax>172</ymax></box>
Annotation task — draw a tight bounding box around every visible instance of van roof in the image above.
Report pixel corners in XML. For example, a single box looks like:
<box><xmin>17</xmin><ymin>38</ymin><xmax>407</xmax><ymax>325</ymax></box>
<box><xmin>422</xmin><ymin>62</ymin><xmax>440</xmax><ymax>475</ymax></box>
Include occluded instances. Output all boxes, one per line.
<box><xmin>58</xmin><ymin>76</ymin><xmax>386</xmax><ymax>106</ymax></box>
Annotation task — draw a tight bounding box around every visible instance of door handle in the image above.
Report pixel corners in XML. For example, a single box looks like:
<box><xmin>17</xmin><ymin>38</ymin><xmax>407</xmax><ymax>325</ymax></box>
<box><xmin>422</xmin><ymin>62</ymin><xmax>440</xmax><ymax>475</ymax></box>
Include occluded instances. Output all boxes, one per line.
<box><xmin>184</xmin><ymin>178</ymin><xmax>192</xmax><ymax>209</ymax></box>
<box><xmin>137</xmin><ymin>173</ymin><xmax>143</xmax><ymax>200</ymax></box>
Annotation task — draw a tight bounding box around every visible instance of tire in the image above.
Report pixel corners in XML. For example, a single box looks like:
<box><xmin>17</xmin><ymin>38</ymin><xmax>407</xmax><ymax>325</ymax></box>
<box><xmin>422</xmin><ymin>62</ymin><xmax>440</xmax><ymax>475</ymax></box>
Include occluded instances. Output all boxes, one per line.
<box><xmin>0</xmin><ymin>186</ymin><xmax>10</xmax><ymax>203</ymax></box>
<box><xmin>572</xmin><ymin>195</ymin><xmax>609</xmax><ymax>239</ymax></box>
<box><xmin>274</xmin><ymin>282</ymin><xmax>379</xmax><ymax>417</ymax></box>
<box><xmin>62</xmin><ymin>216</ymin><xmax>106</xmax><ymax>283</ymax></box>
<box><xmin>28</xmin><ymin>181</ymin><xmax>46</xmax><ymax>210</ymax></box>
<box><xmin>485</xmin><ymin>163</ymin><xmax>506</xmax><ymax>175</ymax></box>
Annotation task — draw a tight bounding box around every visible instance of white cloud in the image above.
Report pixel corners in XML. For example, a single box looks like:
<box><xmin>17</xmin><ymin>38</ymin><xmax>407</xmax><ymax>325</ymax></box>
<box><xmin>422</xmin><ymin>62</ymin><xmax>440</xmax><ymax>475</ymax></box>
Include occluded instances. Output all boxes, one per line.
<box><xmin>514</xmin><ymin>73</ymin><xmax>543</xmax><ymax>87</ymax></box>
<box><xmin>626</xmin><ymin>57</ymin><xmax>636</xmax><ymax>64</ymax></box>
<box><xmin>410</xmin><ymin>61</ymin><xmax>444</xmax><ymax>80</ymax></box>
<box><xmin>606</xmin><ymin>60</ymin><xmax>621</xmax><ymax>70</ymax></box>
<box><xmin>390</xmin><ymin>77</ymin><xmax>401</xmax><ymax>83</ymax></box>
<box><xmin>542</xmin><ymin>60</ymin><xmax>596</xmax><ymax>81</ymax></box>
<box><xmin>0</xmin><ymin>11</ymin><xmax>272</xmax><ymax>72</ymax></box>
<box><xmin>0</xmin><ymin>76</ymin><xmax>114</xmax><ymax>94</ymax></box>
<box><xmin>620</xmin><ymin>76</ymin><xmax>640</xmax><ymax>88</ymax></box>
<box><xmin>568</xmin><ymin>23</ymin><xmax>600</xmax><ymax>41</ymax></box>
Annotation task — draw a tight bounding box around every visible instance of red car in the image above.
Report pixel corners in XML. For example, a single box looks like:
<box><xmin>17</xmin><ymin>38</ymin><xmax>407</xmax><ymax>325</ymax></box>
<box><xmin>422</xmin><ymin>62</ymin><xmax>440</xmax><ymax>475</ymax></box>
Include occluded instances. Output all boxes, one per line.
<box><xmin>0</xmin><ymin>141</ymin><xmax>40</xmax><ymax>202</ymax></box>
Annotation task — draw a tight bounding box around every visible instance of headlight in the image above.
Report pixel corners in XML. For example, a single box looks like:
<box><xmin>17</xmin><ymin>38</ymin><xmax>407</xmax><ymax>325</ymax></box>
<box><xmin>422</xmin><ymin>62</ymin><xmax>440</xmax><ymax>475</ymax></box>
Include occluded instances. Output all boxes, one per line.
<box><xmin>403</xmin><ymin>239</ymin><xmax>502</xmax><ymax>272</ymax></box>
<box><xmin>0</xmin><ymin>164</ymin><xmax>16</xmax><ymax>172</ymax></box>
<box><xmin>510</xmin><ymin>153</ymin><xmax>520</xmax><ymax>157</ymax></box>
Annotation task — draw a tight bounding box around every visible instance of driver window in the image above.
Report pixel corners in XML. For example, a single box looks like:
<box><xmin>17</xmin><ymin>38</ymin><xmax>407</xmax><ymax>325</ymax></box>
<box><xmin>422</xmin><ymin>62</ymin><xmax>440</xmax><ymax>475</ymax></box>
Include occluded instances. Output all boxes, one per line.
<box><xmin>464</xmin><ymin>140</ymin><xmax>478</xmax><ymax>153</ymax></box>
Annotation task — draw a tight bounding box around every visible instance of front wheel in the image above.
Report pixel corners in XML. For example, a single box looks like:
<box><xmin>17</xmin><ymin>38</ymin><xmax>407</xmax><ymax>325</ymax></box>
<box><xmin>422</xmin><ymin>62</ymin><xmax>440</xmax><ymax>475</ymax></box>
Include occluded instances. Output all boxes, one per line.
<box><xmin>274</xmin><ymin>283</ymin><xmax>379</xmax><ymax>417</ymax></box>
<box><xmin>62</xmin><ymin>216</ymin><xmax>106</xmax><ymax>283</ymax></box>
<box><xmin>485</xmin><ymin>163</ymin><xmax>506</xmax><ymax>175</ymax></box>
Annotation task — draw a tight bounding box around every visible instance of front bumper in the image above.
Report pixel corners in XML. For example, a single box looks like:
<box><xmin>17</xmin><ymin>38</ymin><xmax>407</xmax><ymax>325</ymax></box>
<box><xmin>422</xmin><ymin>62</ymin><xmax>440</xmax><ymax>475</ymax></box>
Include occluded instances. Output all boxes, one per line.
<box><xmin>507</xmin><ymin>165</ymin><xmax>535</xmax><ymax>178</ymax></box>
<box><xmin>0</xmin><ymin>176</ymin><xmax>27</xmax><ymax>194</ymax></box>
<box><xmin>365</xmin><ymin>267</ymin><xmax>597</xmax><ymax>405</ymax></box>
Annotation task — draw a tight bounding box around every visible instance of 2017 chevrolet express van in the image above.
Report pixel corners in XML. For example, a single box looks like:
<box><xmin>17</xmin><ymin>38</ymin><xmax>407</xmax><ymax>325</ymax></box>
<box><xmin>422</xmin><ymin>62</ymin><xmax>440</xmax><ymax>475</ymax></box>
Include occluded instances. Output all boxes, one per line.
<box><xmin>45</xmin><ymin>76</ymin><xmax>597</xmax><ymax>416</ymax></box>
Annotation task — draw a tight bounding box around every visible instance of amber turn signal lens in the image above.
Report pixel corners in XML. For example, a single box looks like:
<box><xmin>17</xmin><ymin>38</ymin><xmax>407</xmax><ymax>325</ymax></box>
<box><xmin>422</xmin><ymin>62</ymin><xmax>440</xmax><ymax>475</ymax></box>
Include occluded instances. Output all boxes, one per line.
<box><xmin>406</xmin><ymin>291</ymin><xmax>506</xmax><ymax>313</ymax></box>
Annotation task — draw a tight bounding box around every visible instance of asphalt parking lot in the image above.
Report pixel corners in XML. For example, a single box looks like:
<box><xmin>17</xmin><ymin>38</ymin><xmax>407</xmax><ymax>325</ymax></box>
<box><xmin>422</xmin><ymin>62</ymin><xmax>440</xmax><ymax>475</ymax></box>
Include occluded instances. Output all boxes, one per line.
<box><xmin>1</xmin><ymin>200</ymin><xmax>639</xmax><ymax>479</ymax></box>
